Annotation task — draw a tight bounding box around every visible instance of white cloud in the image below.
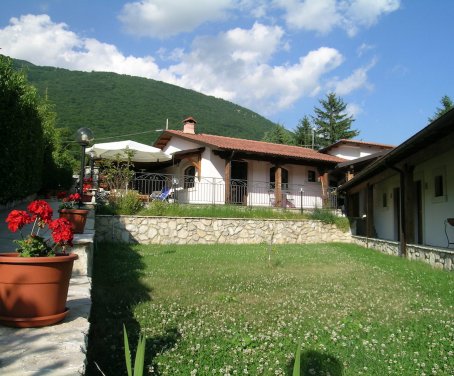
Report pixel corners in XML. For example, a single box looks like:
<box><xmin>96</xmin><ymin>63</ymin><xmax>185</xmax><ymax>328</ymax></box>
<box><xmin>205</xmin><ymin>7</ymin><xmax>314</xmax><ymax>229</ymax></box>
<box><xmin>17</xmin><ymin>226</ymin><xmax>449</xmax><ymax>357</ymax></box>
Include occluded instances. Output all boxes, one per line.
<box><xmin>0</xmin><ymin>14</ymin><xmax>162</xmax><ymax>78</ymax></box>
<box><xmin>0</xmin><ymin>15</ymin><xmax>346</xmax><ymax>115</ymax></box>
<box><xmin>346</xmin><ymin>102</ymin><xmax>362</xmax><ymax>118</ymax></box>
<box><xmin>276</xmin><ymin>0</ymin><xmax>400</xmax><ymax>36</ymax></box>
<box><xmin>357</xmin><ymin>42</ymin><xmax>375</xmax><ymax>57</ymax></box>
<box><xmin>327</xmin><ymin>58</ymin><xmax>376</xmax><ymax>95</ymax></box>
<box><xmin>119</xmin><ymin>0</ymin><xmax>234</xmax><ymax>38</ymax></box>
<box><xmin>159</xmin><ymin>24</ymin><xmax>343</xmax><ymax>113</ymax></box>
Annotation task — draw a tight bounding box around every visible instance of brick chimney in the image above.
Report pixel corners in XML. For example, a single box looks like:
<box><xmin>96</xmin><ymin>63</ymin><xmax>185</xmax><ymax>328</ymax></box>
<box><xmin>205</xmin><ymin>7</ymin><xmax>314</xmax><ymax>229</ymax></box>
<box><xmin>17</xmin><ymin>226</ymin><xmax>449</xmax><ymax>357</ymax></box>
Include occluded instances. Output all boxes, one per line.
<box><xmin>182</xmin><ymin>116</ymin><xmax>197</xmax><ymax>134</ymax></box>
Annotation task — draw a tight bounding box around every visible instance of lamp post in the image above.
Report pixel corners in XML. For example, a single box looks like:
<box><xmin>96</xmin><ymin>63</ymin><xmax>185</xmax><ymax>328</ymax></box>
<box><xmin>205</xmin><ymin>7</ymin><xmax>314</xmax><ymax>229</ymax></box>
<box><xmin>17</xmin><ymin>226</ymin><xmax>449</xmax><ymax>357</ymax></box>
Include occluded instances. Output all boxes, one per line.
<box><xmin>76</xmin><ymin>128</ymin><xmax>94</xmax><ymax>205</ymax></box>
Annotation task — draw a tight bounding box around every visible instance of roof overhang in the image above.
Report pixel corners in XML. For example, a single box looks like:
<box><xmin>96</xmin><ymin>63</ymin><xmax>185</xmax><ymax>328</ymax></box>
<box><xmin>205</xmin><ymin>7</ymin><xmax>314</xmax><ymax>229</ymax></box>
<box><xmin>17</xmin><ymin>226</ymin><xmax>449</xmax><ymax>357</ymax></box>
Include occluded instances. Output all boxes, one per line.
<box><xmin>339</xmin><ymin>109</ymin><xmax>454</xmax><ymax>192</ymax></box>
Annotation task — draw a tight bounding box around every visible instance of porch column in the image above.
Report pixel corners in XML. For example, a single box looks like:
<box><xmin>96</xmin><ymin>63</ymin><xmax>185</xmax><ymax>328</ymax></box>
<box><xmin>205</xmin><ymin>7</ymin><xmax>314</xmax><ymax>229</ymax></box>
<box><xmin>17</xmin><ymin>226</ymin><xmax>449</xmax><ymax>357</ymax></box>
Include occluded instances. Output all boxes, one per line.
<box><xmin>366</xmin><ymin>184</ymin><xmax>375</xmax><ymax>237</ymax></box>
<box><xmin>225</xmin><ymin>159</ymin><xmax>231</xmax><ymax>204</ymax></box>
<box><xmin>319</xmin><ymin>171</ymin><xmax>329</xmax><ymax>207</ymax></box>
<box><xmin>275</xmin><ymin>166</ymin><xmax>282</xmax><ymax>207</ymax></box>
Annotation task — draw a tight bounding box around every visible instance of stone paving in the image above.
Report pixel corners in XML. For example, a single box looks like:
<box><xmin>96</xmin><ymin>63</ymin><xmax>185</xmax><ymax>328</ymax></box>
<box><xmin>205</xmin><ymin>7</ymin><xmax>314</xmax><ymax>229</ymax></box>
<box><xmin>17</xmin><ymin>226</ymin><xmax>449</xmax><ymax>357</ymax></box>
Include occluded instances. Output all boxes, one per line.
<box><xmin>0</xmin><ymin>198</ymin><xmax>93</xmax><ymax>375</ymax></box>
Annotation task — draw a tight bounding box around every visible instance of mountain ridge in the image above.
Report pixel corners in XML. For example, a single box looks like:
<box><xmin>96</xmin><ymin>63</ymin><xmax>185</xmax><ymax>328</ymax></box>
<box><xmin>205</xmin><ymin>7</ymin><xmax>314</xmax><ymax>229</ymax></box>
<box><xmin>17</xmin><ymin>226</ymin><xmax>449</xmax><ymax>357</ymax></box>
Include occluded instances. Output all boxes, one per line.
<box><xmin>12</xmin><ymin>58</ymin><xmax>277</xmax><ymax>145</ymax></box>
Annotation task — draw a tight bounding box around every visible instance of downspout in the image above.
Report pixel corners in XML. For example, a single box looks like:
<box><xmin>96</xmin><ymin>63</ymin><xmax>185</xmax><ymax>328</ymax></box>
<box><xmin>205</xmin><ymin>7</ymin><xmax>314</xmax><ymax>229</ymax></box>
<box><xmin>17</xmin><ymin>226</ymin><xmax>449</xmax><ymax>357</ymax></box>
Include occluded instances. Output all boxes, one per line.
<box><xmin>388</xmin><ymin>164</ymin><xmax>407</xmax><ymax>257</ymax></box>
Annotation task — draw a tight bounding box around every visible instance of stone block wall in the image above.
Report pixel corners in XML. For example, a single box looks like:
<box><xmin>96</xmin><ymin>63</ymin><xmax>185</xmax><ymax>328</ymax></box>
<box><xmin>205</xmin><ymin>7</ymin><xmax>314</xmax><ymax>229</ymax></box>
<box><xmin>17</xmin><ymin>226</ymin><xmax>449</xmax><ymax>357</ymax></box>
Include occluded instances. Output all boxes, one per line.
<box><xmin>95</xmin><ymin>215</ymin><xmax>352</xmax><ymax>245</ymax></box>
<box><xmin>352</xmin><ymin>236</ymin><xmax>454</xmax><ymax>271</ymax></box>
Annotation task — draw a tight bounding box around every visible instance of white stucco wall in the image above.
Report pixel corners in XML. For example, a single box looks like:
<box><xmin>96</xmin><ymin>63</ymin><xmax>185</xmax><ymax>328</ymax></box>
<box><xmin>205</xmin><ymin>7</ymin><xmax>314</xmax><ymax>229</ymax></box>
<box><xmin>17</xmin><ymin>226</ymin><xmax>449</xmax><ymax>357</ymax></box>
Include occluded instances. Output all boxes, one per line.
<box><xmin>328</xmin><ymin>144</ymin><xmax>388</xmax><ymax>160</ymax></box>
<box><xmin>373</xmin><ymin>175</ymin><xmax>400</xmax><ymax>240</ymax></box>
<box><xmin>371</xmin><ymin>148</ymin><xmax>454</xmax><ymax>248</ymax></box>
<box><xmin>416</xmin><ymin>148</ymin><xmax>454</xmax><ymax>247</ymax></box>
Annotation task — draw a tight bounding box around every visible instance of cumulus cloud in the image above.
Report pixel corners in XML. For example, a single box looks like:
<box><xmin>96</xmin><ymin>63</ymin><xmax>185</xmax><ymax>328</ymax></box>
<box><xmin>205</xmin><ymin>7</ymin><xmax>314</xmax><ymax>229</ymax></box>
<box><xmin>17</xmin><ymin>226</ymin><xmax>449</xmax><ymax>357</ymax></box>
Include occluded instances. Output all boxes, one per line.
<box><xmin>0</xmin><ymin>15</ymin><xmax>346</xmax><ymax>115</ymax></box>
<box><xmin>0</xmin><ymin>14</ymin><xmax>161</xmax><ymax>77</ymax></box>
<box><xmin>159</xmin><ymin>23</ymin><xmax>343</xmax><ymax>112</ymax></box>
<box><xmin>327</xmin><ymin>58</ymin><xmax>376</xmax><ymax>95</ymax></box>
<box><xmin>276</xmin><ymin>0</ymin><xmax>400</xmax><ymax>36</ymax></box>
<box><xmin>119</xmin><ymin>0</ymin><xmax>234</xmax><ymax>38</ymax></box>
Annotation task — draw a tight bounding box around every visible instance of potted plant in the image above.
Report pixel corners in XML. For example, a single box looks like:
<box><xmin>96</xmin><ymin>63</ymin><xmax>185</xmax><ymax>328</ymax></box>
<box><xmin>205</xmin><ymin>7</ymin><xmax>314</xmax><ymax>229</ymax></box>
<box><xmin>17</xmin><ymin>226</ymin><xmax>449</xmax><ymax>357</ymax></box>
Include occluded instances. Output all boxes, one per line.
<box><xmin>0</xmin><ymin>200</ymin><xmax>77</xmax><ymax>327</ymax></box>
<box><xmin>58</xmin><ymin>192</ymin><xmax>89</xmax><ymax>234</ymax></box>
<box><xmin>82</xmin><ymin>177</ymin><xmax>94</xmax><ymax>203</ymax></box>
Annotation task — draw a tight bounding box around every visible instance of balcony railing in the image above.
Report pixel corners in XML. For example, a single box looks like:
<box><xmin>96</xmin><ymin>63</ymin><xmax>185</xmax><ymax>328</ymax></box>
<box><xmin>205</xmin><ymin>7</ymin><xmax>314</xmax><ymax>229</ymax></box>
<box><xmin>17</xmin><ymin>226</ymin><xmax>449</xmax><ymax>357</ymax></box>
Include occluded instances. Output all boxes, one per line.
<box><xmin>130</xmin><ymin>172</ymin><xmax>338</xmax><ymax>209</ymax></box>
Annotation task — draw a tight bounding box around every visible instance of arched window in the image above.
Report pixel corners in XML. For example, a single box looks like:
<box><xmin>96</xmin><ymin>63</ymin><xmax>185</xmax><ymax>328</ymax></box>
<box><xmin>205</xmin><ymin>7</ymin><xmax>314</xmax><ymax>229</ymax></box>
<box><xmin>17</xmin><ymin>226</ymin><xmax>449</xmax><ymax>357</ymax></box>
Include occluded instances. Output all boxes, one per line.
<box><xmin>270</xmin><ymin>167</ymin><xmax>289</xmax><ymax>190</ymax></box>
<box><xmin>184</xmin><ymin>165</ymin><xmax>195</xmax><ymax>189</ymax></box>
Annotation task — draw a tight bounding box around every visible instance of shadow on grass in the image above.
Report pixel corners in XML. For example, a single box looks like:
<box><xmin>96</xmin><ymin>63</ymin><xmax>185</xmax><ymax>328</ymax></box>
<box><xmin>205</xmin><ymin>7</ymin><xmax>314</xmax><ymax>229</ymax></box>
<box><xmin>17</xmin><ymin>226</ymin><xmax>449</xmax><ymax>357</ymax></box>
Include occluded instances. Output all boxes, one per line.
<box><xmin>85</xmin><ymin>241</ymin><xmax>177</xmax><ymax>376</ymax></box>
<box><xmin>287</xmin><ymin>350</ymin><xmax>343</xmax><ymax>376</ymax></box>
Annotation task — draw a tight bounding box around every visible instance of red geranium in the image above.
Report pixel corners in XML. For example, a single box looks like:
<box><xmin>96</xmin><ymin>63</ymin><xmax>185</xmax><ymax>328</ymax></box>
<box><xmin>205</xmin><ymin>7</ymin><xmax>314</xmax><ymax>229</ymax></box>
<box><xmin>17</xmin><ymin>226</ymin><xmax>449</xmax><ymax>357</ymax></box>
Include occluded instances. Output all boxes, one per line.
<box><xmin>5</xmin><ymin>200</ymin><xmax>74</xmax><ymax>257</ymax></box>
<box><xmin>49</xmin><ymin>218</ymin><xmax>74</xmax><ymax>247</ymax></box>
<box><xmin>28</xmin><ymin>200</ymin><xmax>53</xmax><ymax>224</ymax></box>
<box><xmin>60</xmin><ymin>193</ymin><xmax>82</xmax><ymax>209</ymax></box>
<box><xmin>6</xmin><ymin>210</ymin><xmax>32</xmax><ymax>232</ymax></box>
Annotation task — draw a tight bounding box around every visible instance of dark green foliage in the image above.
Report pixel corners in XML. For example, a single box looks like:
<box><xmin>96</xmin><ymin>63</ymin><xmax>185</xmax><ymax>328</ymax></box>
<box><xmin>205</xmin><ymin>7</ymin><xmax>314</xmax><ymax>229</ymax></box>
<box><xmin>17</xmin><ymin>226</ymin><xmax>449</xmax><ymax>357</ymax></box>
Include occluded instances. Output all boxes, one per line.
<box><xmin>312</xmin><ymin>92</ymin><xmax>358</xmax><ymax>148</ymax></box>
<box><xmin>0</xmin><ymin>55</ymin><xmax>44</xmax><ymax>202</ymax></box>
<box><xmin>262</xmin><ymin>123</ymin><xmax>296</xmax><ymax>145</ymax></box>
<box><xmin>12</xmin><ymin>59</ymin><xmax>277</xmax><ymax>144</ymax></box>
<box><xmin>294</xmin><ymin>115</ymin><xmax>314</xmax><ymax>148</ymax></box>
<box><xmin>428</xmin><ymin>95</ymin><xmax>453</xmax><ymax>122</ymax></box>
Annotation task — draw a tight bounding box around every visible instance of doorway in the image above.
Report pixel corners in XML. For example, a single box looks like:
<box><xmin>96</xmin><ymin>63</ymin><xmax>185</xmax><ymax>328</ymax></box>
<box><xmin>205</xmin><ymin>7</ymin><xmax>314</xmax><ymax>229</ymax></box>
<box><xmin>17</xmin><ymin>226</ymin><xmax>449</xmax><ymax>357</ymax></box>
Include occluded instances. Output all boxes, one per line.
<box><xmin>230</xmin><ymin>160</ymin><xmax>248</xmax><ymax>204</ymax></box>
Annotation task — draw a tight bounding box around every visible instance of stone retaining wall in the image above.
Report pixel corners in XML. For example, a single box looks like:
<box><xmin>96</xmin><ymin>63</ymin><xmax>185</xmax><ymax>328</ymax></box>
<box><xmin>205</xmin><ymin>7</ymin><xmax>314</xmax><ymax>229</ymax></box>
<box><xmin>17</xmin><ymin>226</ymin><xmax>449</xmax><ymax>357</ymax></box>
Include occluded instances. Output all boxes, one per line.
<box><xmin>352</xmin><ymin>236</ymin><xmax>454</xmax><ymax>271</ymax></box>
<box><xmin>95</xmin><ymin>215</ymin><xmax>352</xmax><ymax>245</ymax></box>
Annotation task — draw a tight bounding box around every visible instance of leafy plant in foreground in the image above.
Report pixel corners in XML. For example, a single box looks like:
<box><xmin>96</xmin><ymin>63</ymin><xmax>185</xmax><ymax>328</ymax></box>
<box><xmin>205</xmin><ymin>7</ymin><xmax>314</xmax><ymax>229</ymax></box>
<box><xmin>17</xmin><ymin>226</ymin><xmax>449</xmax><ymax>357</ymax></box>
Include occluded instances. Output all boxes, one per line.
<box><xmin>124</xmin><ymin>324</ymin><xmax>146</xmax><ymax>376</ymax></box>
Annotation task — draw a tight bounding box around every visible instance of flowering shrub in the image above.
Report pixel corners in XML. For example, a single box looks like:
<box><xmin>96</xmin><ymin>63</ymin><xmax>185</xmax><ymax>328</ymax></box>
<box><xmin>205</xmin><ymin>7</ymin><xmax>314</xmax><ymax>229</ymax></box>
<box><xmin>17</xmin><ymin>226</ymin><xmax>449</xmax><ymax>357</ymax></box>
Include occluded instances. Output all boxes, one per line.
<box><xmin>6</xmin><ymin>200</ymin><xmax>73</xmax><ymax>257</ymax></box>
<box><xmin>83</xmin><ymin>177</ymin><xmax>93</xmax><ymax>193</ymax></box>
<box><xmin>59</xmin><ymin>192</ymin><xmax>82</xmax><ymax>210</ymax></box>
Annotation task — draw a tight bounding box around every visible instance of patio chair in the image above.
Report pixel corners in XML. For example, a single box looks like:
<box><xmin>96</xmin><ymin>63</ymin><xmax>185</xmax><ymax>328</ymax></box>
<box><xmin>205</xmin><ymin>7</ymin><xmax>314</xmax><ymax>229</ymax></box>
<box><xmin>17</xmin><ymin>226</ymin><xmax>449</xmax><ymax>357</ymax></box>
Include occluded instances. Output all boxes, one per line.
<box><xmin>444</xmin><ymin>218</ymin><xmax>454</xmax><ymax>248</ymax></box>
<box><xmin>150</xmin><ymin>187</ymin><xmax>172</xmax><ymax>202</ymax></box>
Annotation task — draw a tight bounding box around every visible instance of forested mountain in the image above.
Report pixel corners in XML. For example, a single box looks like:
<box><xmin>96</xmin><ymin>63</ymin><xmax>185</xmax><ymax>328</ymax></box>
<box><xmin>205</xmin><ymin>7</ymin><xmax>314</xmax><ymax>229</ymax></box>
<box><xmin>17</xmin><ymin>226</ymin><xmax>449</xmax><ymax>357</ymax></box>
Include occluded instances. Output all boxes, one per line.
<box><xmin>12</xmin><ymin>59</ymin><xmax>276</xmax><ymax>144</ymax></box>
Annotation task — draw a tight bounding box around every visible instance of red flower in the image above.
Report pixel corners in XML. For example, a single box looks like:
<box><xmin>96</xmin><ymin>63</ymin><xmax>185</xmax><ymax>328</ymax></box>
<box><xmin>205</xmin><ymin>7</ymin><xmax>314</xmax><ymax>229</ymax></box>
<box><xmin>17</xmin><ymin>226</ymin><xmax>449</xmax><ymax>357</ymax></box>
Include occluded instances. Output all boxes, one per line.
<box><xmin>27</xmin><ymin>200</ymin><xmax>53</xmax><ymax>223</ymax></box>
<box><xmin>6</xmin><ymin>210</ymin><xmax>32</xmax><ymax>232</ymax></box>
<box><xmin>69</xmin><ymin>193</ymin><xmax>81</xmax><ymax>202</ymax></box>
<box><xmin>49</xmin><ymin>218</ymin><xmax>74</xmax><ymax>247</ymax></box>
<box><xmin>57</xmin><ymin>191</ymin><xmax>67</xmax><ymax>199</ymax></box>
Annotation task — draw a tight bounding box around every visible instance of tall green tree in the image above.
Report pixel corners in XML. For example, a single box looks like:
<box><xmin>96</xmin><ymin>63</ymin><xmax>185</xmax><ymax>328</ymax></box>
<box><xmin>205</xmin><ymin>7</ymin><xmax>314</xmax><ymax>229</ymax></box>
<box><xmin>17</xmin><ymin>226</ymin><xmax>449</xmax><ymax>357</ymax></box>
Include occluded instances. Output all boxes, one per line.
<box><xmin>312</xmin><ymin>93</ymin><xmax>358</xmax><ymax>148</ymax></box>
<box><xmin>262</xmin><ymin>124</ymin><xmax>295</xmax><ymax>145</ymax></box>
<box><xmin>294</xmin><ymin>115</ymin><xmax>314</xmax><ymax>148</ymax></box>
<box><xmin>428</xmin><ymin>95</ymin><xmax>453</xmax><ymax>122</ymax></box>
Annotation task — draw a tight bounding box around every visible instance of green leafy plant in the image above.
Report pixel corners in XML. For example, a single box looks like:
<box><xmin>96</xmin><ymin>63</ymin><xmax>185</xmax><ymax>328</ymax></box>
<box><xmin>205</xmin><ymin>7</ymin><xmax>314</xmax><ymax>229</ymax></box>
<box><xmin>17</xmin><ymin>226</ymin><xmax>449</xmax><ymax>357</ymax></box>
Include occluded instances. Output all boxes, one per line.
<box><xmin>293</xmin><ymin>343</ymin><xmax>301</xmax><ymax>376</ymax></box>
<box><xmin>123</xmin><ymin>324</ymin><xmax>146</xmax><ymax>376</ymax></box>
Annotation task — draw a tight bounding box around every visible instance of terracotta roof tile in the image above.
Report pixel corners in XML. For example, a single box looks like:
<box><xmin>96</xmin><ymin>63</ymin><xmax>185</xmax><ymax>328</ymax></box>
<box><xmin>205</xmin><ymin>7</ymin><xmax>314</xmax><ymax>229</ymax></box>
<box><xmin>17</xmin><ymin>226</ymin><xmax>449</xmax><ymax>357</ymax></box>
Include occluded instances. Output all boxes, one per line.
<box><xmin>159</xmin><ymin>130</ymin><xmax>345</xmax><ymax>164</ymax></box>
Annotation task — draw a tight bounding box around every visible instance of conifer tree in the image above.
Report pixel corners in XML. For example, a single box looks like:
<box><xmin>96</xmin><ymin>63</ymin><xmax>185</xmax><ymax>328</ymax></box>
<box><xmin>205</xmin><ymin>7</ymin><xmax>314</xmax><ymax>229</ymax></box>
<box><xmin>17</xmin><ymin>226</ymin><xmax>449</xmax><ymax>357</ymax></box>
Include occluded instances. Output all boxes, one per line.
<box><xmin>312</xmin><ymin>93</ymin><xmax>358</xmax><ymax>148</ymax></box>
<box><xmin>294</xmin><ymin>115</ymin><xmax>315</xmax><ymax>148</ymax></box>
<box><xmin>428</xmin><ymin>95</ymin><xmax>453</xmax><ymax>122</ymax></box>
<box><xmin>262</xmin><ymin>124</ymin><xmax>295</xmax><ymax>145</ymax></box>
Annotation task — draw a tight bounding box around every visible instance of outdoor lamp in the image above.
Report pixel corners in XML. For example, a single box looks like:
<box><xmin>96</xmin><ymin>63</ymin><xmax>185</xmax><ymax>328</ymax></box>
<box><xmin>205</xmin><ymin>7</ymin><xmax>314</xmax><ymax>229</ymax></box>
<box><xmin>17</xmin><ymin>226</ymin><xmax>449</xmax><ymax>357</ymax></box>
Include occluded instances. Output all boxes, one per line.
<box><xmin>76</xmin><ymin>128</ymin><xmax>94</xmax><ymax>202</ymax></box>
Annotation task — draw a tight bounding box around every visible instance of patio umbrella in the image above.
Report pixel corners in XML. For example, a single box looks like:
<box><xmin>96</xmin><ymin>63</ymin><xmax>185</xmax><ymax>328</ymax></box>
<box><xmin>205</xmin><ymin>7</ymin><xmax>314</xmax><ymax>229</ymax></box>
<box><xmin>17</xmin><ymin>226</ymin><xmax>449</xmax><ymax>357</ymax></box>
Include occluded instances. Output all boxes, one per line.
<box><xmin>86</xmin><ymin>140</ymin><xmax>172</xmax><ymax>163</ymax></box>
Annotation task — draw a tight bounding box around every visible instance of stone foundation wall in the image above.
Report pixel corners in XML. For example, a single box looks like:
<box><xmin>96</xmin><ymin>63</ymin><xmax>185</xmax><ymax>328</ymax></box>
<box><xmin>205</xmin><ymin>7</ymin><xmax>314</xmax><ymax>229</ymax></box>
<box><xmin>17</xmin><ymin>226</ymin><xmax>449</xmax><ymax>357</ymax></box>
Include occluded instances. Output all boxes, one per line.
<box><xmin>352</xmin><ymin>236</ymin><xmax>454</xmax><ymax>271</ymax></box>
<box><xmin>95</xmin><ymin>215</ymin><xmax>352</xmax><ymax>245</ymax></box>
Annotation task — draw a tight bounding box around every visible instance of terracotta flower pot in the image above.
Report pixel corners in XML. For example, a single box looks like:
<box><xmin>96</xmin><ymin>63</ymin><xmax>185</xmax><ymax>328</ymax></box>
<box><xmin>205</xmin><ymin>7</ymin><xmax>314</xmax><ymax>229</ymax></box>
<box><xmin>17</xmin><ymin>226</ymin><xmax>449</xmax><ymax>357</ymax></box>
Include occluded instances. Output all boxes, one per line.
<box><xmin>59</xmin><ymin>208</ymin><xmax>89</xmax><ymax>234</ymax></box>
<box><xmin>0</xmin><ymin>253</ymin><xmax>78</xmax><ymax>328</ymax></box>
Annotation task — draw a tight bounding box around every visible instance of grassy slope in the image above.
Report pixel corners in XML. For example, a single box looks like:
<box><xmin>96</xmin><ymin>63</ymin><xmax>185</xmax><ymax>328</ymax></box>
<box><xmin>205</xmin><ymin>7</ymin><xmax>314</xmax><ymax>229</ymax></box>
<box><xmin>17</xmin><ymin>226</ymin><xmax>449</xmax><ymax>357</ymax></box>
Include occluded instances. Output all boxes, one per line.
<box><xmin>86</xmin><ymin>242</ymin><xmax>454</xmax><ymax>376</ymax></box>
<box><xmin>12</xmin><ymin>59</ymin><xmax>277</xmax><ymax>145</ymax></box>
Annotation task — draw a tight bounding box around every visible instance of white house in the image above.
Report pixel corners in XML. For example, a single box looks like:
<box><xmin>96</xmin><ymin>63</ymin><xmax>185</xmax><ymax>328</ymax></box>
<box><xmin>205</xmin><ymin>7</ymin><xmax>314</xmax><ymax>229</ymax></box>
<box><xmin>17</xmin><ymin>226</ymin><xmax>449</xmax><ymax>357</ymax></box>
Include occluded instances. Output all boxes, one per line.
<box><xmin>339</xmin><ymin>109</ymin><xmax>454</xmax><ymax>250</ymax></box>
<box><xmin>152</xmin><ymin>117</ymin><xmax>345</xmax><ymax>209</ymax></box>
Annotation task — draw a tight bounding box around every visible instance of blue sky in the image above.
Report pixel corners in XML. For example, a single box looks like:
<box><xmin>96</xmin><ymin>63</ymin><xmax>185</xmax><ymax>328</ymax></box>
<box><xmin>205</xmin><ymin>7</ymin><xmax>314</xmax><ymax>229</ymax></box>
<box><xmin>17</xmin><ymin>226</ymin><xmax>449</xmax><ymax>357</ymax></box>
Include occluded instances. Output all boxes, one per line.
<box><xmin>0</xmin><ymin>0</ymin><xmax>452</xmax><ymax>145</ymax></box>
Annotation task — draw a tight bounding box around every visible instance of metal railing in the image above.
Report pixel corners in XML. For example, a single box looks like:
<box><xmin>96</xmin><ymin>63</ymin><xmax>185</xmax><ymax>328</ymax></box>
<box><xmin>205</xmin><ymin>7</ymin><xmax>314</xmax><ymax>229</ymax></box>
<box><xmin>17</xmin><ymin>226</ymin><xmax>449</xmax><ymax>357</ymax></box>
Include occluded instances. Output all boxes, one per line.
<box><xmin>129</xmin><ymin>172</ymin><xmax>338</xmax><ymax>209</ymax></box>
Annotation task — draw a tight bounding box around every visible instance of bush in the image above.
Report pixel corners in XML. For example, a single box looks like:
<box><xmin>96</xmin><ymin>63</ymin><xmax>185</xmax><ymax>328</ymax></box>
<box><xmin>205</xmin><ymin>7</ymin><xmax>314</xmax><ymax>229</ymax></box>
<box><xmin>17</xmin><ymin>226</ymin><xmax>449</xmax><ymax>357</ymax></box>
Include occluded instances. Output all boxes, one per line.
<box><xmin>309</xmin><ymin>208</ymin><xmax>350</xmax><ymax>232</ymax></box>
<box><xmin>97</xmin><ymin>191</ymin><xmax>144</xmax><ymax>215</ymax></box>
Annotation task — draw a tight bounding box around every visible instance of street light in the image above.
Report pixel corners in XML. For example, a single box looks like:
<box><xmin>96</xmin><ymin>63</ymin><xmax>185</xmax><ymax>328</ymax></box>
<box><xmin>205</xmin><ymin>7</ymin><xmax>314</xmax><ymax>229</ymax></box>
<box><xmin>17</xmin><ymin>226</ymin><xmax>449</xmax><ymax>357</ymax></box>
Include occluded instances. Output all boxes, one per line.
<box><xmin>76</xmin><ymin>128</ymin><xmax>94</xmax><ymax>202</ymax></box>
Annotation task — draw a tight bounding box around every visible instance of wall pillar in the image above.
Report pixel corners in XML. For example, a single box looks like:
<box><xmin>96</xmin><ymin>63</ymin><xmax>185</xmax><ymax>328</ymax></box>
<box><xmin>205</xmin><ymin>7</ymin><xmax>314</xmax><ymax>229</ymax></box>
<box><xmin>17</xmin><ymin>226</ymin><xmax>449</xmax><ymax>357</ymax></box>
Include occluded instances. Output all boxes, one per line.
<box><xmin>275</xmin><ymin>166</ymin><xmax>282</xmax><ymax>207</ymax></box>
<box><xmin>225</xmin><ymin>159</ymin><xmax>231</xmax><ymax>204</ymax></box>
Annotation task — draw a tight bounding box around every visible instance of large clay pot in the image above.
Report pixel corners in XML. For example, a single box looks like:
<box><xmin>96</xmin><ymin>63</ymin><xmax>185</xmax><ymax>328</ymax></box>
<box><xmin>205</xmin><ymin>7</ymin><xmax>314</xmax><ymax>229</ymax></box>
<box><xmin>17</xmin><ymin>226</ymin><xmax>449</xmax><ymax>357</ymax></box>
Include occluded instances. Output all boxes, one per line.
<box><xmin>0</xmin><ymin>253</ymin><xmax>78</xmax><ymax>328</ymax></box>
<box><xmin>59</xmin><ymin>208</ymin><xmax>89</xmax><ymax>234</ymax></box>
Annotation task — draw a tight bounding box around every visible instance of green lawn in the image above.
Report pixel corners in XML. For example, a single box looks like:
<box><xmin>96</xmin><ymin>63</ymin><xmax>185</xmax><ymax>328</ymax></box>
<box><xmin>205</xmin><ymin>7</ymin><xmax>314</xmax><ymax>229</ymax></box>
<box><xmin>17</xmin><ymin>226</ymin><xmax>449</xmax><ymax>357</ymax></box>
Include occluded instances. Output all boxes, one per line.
<box><xmin>86</xmin><ymin>243</ymin><xmax>454</xmax><ymax>376</ymax></box>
